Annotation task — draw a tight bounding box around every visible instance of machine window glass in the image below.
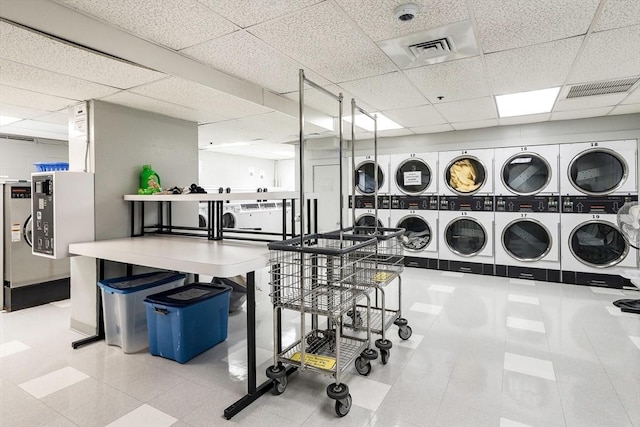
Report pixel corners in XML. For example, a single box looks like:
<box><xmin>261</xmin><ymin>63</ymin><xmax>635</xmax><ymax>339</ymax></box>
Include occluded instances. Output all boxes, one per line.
<box><xmin>446</xmin><ymin>157</ymin><xmax>486</xmax><ymax>195</ymax></box>
<box><xmin>355</xmin><ymin>214</ymin><xmax>383</xmax><ymax>234</ymax></box>
<box><xmin>570</xmin><ymin>222</ymin><xmax>627</xmax><ymax>267</ymax></box>
<box><xmin>570</xmin><ymin>150</ymin><xmax>625</xmax><ymax>194</ymax></box>
<box><xmin>222</xmin><ymin>212</ymin><xmax>235</xmax><ymax>228</ymax></box>
<box><xmin>397</xmin><ymin>216</ymin><xmax>430</xmax><ymax>251</ymax></box>
<box><xmin>395</xmin><ymin>159</ymin><xmax>431</xmax><ymax>194</ymax></box>
<box><xmin>502</xmin><ymin>154</ymin><xmax>550</xmax><ymax>195</ymax></box>
<box><xmin>503</xmin><ymin>219</ymin><xmax>550</xmax><ymax>261</ymax></box>
<box><xmin>355</xmin><ymin>161</ymin><xmax>384</xmax><ymax>194</ymax></box>
<box><xmin>445</xmin><ymin>218</ymin><xmax>486</xmax><ymax>256</ymax></box>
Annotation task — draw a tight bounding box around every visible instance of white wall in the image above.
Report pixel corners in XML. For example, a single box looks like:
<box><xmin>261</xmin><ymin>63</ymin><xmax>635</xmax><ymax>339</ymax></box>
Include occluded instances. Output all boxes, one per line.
<box><xmin>275</xmin><ymin>158</ymin><xmax>294</xmax><ymax>190</ymax></box>
<box><xmin>0</xmin><ymin>137</ymin><xmax>68</xmax><ymax>180</ymax></box>
<box><xmin>198</xmin><ymin>150</ymin><xmax>277</xmax><ymax>191</ymax></box>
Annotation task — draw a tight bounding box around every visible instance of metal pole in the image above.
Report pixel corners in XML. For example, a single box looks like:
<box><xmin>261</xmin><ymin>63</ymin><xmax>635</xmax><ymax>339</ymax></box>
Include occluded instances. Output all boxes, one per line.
<box><xmin>351</xmin><ymin>98</ymin><xmax>356</xmax><ymax>229</ymax></box>
<box><xmin>298</xmin><ymin>69</ymin><xmax>306</xmax><ymax>368</ymax></box>
<box><xmin>338</xmin><ymin>93</ymin><xmax>344</xmax><ymax>232</ymax></box>
<box><xmin>374</xmin><ymin>114</ymin><xmax>378</xmax><ymax>233</ymax></box>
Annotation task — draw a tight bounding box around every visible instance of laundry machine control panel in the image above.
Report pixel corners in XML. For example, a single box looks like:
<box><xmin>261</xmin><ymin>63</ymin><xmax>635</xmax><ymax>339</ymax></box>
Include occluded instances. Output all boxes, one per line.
<box><xmin>439</xmin><ymin>195</ymin><xmax>493</xmax><ymax>211</ymax></box>
<box><xmin>495</xmin><ymin>195</ymin><xmax>560</xmax><ymax>212</ymax></box>
<box><xmin>390</xmin><ymin>195</ymin><xmax>438</xmax><ymax>210</ymax></box>
<box><xmin>348</xmin><ymin>195</ymin><xmax>391</xmax><ymax>209</ymax></box>
<box><xmin>561</xmin><ymin>195</ymin><xmax>638</xmax><ymax>214</ymax></box>
<box><xmin>10</xmin><ymin>185</ymin><xmax>31</xmax><ymax>199</ymax></box>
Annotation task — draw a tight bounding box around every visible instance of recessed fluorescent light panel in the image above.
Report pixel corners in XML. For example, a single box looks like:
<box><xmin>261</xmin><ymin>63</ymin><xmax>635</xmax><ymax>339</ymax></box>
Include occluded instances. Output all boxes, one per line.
<box><xmin>0</xmin><ymin>115</ymin><xmax>22</xmax><ymax>126</ymax></box>
<box><xmin>344</xmin><ymin>113</ymin><xmax>402</xmax><ymax>131</ymax></box>
<box><xmin>495</xmin><ymin>87</ymin><xmax>560</xmax><ymax>118</ymax></box>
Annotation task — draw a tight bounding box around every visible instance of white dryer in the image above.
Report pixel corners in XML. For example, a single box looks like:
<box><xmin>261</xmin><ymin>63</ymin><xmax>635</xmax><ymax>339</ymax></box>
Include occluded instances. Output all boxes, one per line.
<box><xmin>351</xmin><ymin>155</ymin><xmax>390</xmax><ymax>195</ymax></box>
<box><xmin>495</xmin><ymin>144</ymin><xmax>559</xmax><ymax>196</ymax></box>
<box><xmin>560</xmin><ymin>195</ymin><xmax>638</xmax><ymax>287</ymax></box>
<box><xmin>438</xmin><ymin>209</ymin><xmax>494</xmax><ymax>275</ymax></box>
<box><xmin>495</xmin><ymin>212</ymin><xmax>561</xmax><ymax>281</ymax></box>
<box><xmin>389</xmin><ymin>195</ymin><xmax>439</xmax><ymax>269</ymax></box>
<box><xmin>389</xmin><ymin>153</ymin><xmax>437</xmax><ymax>195</ymax></box>
<box><xmin>348</xmin><ymin>195</ymin><xmax>390</xmax><ymax>229</ymax></box>
<box><xmin>439</xmin><ymin>149</ymin><xmax>494</xmax><ymax>196</ymax></box>
<box><xmin>559</xmin><ymin>140</ymin><xmax>637</xmax><ymax>196</ymax></box>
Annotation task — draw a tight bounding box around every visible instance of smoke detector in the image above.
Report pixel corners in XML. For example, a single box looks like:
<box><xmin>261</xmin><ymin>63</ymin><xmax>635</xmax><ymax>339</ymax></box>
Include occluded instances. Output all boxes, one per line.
<box><xmin>394</xmin><ymin>3</ymin><xmax>419</xmax><ymax>21</ymax></box>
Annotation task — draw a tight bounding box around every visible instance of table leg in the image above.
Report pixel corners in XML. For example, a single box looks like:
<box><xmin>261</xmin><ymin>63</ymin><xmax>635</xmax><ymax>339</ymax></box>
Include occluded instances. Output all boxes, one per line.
<box><xmin>72</xmin><ymin>259</ymin><xmax>105</xmax><ymax>349</ymax></box>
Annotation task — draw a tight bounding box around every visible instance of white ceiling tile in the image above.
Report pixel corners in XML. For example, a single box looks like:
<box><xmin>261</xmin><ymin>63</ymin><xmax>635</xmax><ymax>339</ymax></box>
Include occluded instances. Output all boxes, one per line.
<box><xmin>248</xmin><ymin>2</ymin><xmax>396</xmax><ymax>82</ymax></box>
<box><xmin>99</xmin><ymin>91</ymin><xmax>226</xmax><ymax>124</ymax></box>
<box><xmin>436</xmin><ymin>97</ymin><xmax>497</xmax><ymax>123</ymax></box>
<box><xmin>379</xmin><ymin>128</ymin><xmax>414</xmax><ymax>137</ymax></box>
<box><xmin>34</xmin><ymin>110</ymin><xmax>69</xmax><ymax>126</ymax></box>
<box><xmin>182</xmin><ymin>31</ymin><xmax>328</xmax><ymax>94</ymax></box>
<box><xmin>404</xmin><ymin>57</ymin><xmax>491</xmax><ymax>103</ymax></box>
<box><xmin>0</xmin><ymin>85</ymin><xmax>77</xmax><ymax>111</ymax></box>
<box><xmin>131</xmin><ymin>77</ymin><xmax>272</xmax><ymax>119</ymax></box>
<box><xmin>410</xmin><ymin>123</ymin><xmax>455</xmax><ymax>134</ymax></box>
<box><xmin>498</xmin><ymin>113</ymin><xmax>551</xmax><ymax>126</ymax></box>
<box><xmin>621</xmin><ymin>86</ymin><xmax>640</xmax><ymax>104</ymax></box>
<box><xmin>54</xmin><ymin>0</ymin><xmax>238</xmax><ymax>50</ymax></box>
<box><xmin>0</xmin><ymin>103</ymin><xmax>52</xmax><ymax>120</ymax></box>
<box><xmin>9</xmin><ymin>119</ymin><xmax>68</xmax><ymax>134</ymax></box>
<box><xmin>451</xmin><ymin>119</ymin><xmax>498</xmax><ymax>130</ymax></box>
<box><xmin>0</xmin><ymin>59</ymin><xmax>120</xmax><ymax>100</ymax></box>
<box><xmin>551</xmin><ymin>107</ymin><xmax>614</xmax><ymax>121</ymax></box>
<box><xmin>593</xmin><ymin>0</ymin><xmax>640</xmax><ymax>32</ymax></box>
<box><xmin>283</xmin><ymin>85</ymin><xmax>375</xmax><ymax>117</ymax></box>
<box><xmin>485</xmin><ymin>37</ymin><xmax>583</xmax><ymax>95</ymax></box>
<box><xmin>334</xmin><ymin>0</ymin><xmax>469</xmax><ymax>41</ymax></box>
<box><xmin>609</xmin><ymin>104</ymin><xmax>640</xmax><ymax>115</ymax></box>
<box><xmin>470</xmin><ymin>0</ymin><xmax>600</xmax><ymax>52</ymax></box>
<box><xmin>339</xmin><ymin>72</ymin><xmax>428</xmax><ymax>111</ymax></box>
<box><xmin>198</xmin><ymin>0</ymin><xmax>322</xmax><ymax>28</ymax></box>
<box><xmin>569</xmin><ymin>25</ymin><xmax>640</xmax><ymax>83</ymax></box>
<box><xmin>554</xmin><ymin>93</ymin><xmax>628</xmax><ymax>111</ymax></box>
<box><xmin>381</xmin><ymin>105</ymin><xmax>446</xmax><ymax>128</ymax></box>
<box><xmin>0</xmin><ymin>21</ymin><xmax>165</xmax><ymax>89</ymax></box>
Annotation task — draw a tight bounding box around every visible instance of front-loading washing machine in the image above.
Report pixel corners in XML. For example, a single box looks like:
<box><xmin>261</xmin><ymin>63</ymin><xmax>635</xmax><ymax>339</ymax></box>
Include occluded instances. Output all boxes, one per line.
<box><xmin>351</xmin><ymin>155</ymin><xmax>390</xmax><ymax>195</ymax></box>
<box><xmin>438</xmin><ymin>194</ymin><xmax>495</xmax><ymax>275</ymax></box>
<box><xmin>560</xmin><ymin>194</ymin><xmax>638</xmax><ymax>287</ymax></box>
<box><xmin>494</xmin><ymin>201</ymin><xmax>561</xmax><ymax>282</ymax></box>
<box><xmin>559</xmin><ymin>140</ymin><xmax>637</xmax><ymax>196</ymax></box>
<box><xmin>347</xmin><ymin>195</ymin><xmax>390</xmax><ymax>230</ymax></box>
<box><xmin>389</xmin><ymin>153</ymin><xmax>438</xmax><ymax>195</ymax></box>
<box><xmin>439</xmin><ymin>149</ymin><xmax>494</xmax><ymax>196</ymax></box>
<box><xmin>390</xmin><ymin>195</ymin><xmax>439</xmax><ymax>269</ymax></box>
<box><xmin>495</xmin><ymin>144</ymin><xmax>559</xmax><ymax>196</ymax></box>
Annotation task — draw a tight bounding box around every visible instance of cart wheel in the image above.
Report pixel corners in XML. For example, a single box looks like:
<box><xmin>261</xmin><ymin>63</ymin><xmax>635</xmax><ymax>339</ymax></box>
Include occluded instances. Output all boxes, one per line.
<box><xmin>272</xmin><ymin>376</ymin><xmax>287</xmax><ymax>395</ymax></box>
<box><xmin>361</xmin><ymin>348</ymin><xmax>378</xmax><ymax>360</ymax></box>
<box><xmin>398</xmin><ymin>325</ymin><xmax>413</xmax><ymax>340</ymax></box>
<box><xmin>380</xmin><ymin>348</ymin><xmax>390</xmax><ymax>365</ymax></box>
<box><xmin>266</xmin><ymin>365</ymin><xmax>286</xmax><ymax>380</ymax></box>
<box><xmin>394</xmin><ymin>317</ymin><xmax>408</xmax><ymax>327</ymax></box>
<box><xmin>354</xmin><ymin>311</ymin><xmax>363</xmax><ymax>327</ymax></box>
<box><xmin>375</xmin><ymin>338</ymin><xmax>392</xmax><ymax>350</ymax></box>
<box><xmin>354</xmin><ymin>356</ymin><xmax>371</xmax><ymax>376</ymax></box>
<box><xmin>326</xmin><ymin>383</ymin><xmax>349</xmax><ymax>400</ymax></box>
<box><xmin>335</xmin><ymin>394</ymin><xmax>352</xmax><ymax>417</ymax></box>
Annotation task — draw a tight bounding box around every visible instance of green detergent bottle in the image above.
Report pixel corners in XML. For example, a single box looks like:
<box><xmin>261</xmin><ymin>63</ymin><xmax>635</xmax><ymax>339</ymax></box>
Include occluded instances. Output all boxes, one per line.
<box><xmin>138</xmin><ymin>164</ymin><xmax>162</xmax><ymax>195</ymax></box>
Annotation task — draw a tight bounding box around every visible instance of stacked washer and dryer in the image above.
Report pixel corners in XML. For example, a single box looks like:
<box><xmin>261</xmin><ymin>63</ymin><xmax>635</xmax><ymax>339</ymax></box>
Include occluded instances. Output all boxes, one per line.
<box><xmin>389</xmin><ymin>153</ymin><xmax>439</xmax><ymax>269</ymax></box>
<box><xmin>438</xmin><ymin>149</ymin><xmax>495</xmax><ymax>275</ymax></box>
<box><xmin>559</xmin><ymin>140</ymin><xmax>638</xmax><ymax>287</ymax></box>
<box><xmin>349</xmin><ymin>155</ymin><xmax>390</xmax><ymax>229</ymax></box>
<box><xmin>494</xmin><ymin>145</ymin><xmax>561</xmax><ymax>282</ymax></box>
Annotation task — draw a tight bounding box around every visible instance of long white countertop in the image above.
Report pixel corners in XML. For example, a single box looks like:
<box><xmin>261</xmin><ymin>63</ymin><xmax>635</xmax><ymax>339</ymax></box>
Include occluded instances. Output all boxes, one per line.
<box><xmin>124</xmin><ymin>191</ymin><xmax>318</xmax><ymax>202</ymax></box>
<box><xmin>69</xmin><ymin>235</ymin><xmax>270</xmax><ymax>276</ymax></box>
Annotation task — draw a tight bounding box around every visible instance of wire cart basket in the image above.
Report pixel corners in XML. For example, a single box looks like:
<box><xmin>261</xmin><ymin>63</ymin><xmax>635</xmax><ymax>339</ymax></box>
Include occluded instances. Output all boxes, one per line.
<box><xmin>265</xmin><ymin>232</ymin><xmax>381</xmax><ymax>416</ymax></box>
<box><xmin>332</xmin><ymin>226</ymin><xmax>412</xmax><ymax>364</ymax></box>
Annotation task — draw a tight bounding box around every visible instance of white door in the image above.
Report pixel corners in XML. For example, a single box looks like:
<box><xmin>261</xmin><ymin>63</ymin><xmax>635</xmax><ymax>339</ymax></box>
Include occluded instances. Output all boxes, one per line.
<box><xmin>313</xmin><ymin>164</ymin><xmax>341</xmax><ymax>232</ymax></box>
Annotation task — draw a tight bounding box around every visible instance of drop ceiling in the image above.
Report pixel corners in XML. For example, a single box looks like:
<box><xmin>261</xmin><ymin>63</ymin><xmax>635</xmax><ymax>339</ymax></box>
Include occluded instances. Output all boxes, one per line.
<box><xmin>0</xmin><ymin>0</ymin><xmax>638</xmax><ymax>160</ymax></box>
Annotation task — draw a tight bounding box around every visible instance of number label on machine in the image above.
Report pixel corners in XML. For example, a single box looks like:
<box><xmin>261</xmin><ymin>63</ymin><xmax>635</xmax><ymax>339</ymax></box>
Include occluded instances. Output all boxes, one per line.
<box><xmin>11</xmin><ymin>223</ymin><xmax>21</xmax><ymax>242</ymax></box>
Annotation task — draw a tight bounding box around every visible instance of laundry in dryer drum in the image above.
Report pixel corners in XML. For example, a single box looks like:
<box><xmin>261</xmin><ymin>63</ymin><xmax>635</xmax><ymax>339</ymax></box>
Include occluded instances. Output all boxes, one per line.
<box><xmin>448</xmin><ymin>159</ymin><xmax>484</xmax><ymax>193</ymax></box>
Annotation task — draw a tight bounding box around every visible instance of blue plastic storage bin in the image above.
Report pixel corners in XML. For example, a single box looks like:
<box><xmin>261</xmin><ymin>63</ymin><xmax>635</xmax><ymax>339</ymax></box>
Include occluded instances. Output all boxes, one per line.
<box><xmin>97</xmin><ymin>272</ymin><xmax>186</xmax><ymax>353</ymax></box>
<box><xmin>33</xmin><ymin>162</ymin><xmax>69</xmax><ymax>171</ymax></box>
<box><xmin>144</xmin><ymin>283</ymin><xmax>231</xmax><ymax>363</ymax></box>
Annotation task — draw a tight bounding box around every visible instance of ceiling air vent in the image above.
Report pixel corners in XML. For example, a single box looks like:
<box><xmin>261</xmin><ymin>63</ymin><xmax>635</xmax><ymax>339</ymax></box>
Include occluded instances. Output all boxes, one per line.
<box><xmin>378</xmin><ymin>21</ymin><xmax>478</xmax><ymax>69</ymax></box>
<box><xmin>566</xmin><ymin>77</ymin><xmax>639</xmax><ymax>98</ymax></box>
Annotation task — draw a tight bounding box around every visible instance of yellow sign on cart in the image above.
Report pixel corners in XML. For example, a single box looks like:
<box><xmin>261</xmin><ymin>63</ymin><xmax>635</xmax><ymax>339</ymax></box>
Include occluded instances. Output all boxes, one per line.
<box><xmin>290</xmin><ymin>352</ymin><xmax>336</xmax><ymax>370</ymax></box>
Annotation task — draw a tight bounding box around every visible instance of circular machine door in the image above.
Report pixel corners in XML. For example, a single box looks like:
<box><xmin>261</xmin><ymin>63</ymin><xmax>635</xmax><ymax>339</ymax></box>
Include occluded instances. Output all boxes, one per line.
<box><xmin>395</xmin><ymin>158</ymin><xmax>431</xmax><ymax>195</ymax></box>
<box><xmin>355</xmin><ymin>214</ymin><xmax>383</xmax><ymax>234</ymax></box>
<box><xmin>445</xmin><ymin>156</ymin><xmax>487</xmax><ymax>195</ymax></box>
<box><xmin>23</xmin><ymin>215</ymin><xmax>33</xmax><ymax>247</ymax></box>
<box><xmin>568</xmin><ymin>148</ymin><xmax>627</xmax><ymax>195</ymax></box>
<box><xmin>355</xmin><ymin>160</ymin><xmax>385</xmax><ymax>194</ymax></box>
<box><xmin>569</xmin><ymin>220</ymin><xmax>629</xmax><ymax>268</ymax></box>
<box><xmin>396</xmin><ymin>215</ymin><xmax>431</xmax><ymax>252</ymax></box>
<box><xmin>502</xmin><ymin>218</ymin><xmax>552</xmax><ymax>261</ymax></box>
<box><xmin>222</xmin><ymin>212</ymin><xmax>236</xmax><ymax>229</ymax></box>
<box><xmin>444</xmin><ymin>217</ymin><xmax>487</xmax><ymax>256</ymax></box>
<box><xmin>501</xmin><ymin>153</ymin><xmax>551</xmax><ymax>195</ymax></box>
